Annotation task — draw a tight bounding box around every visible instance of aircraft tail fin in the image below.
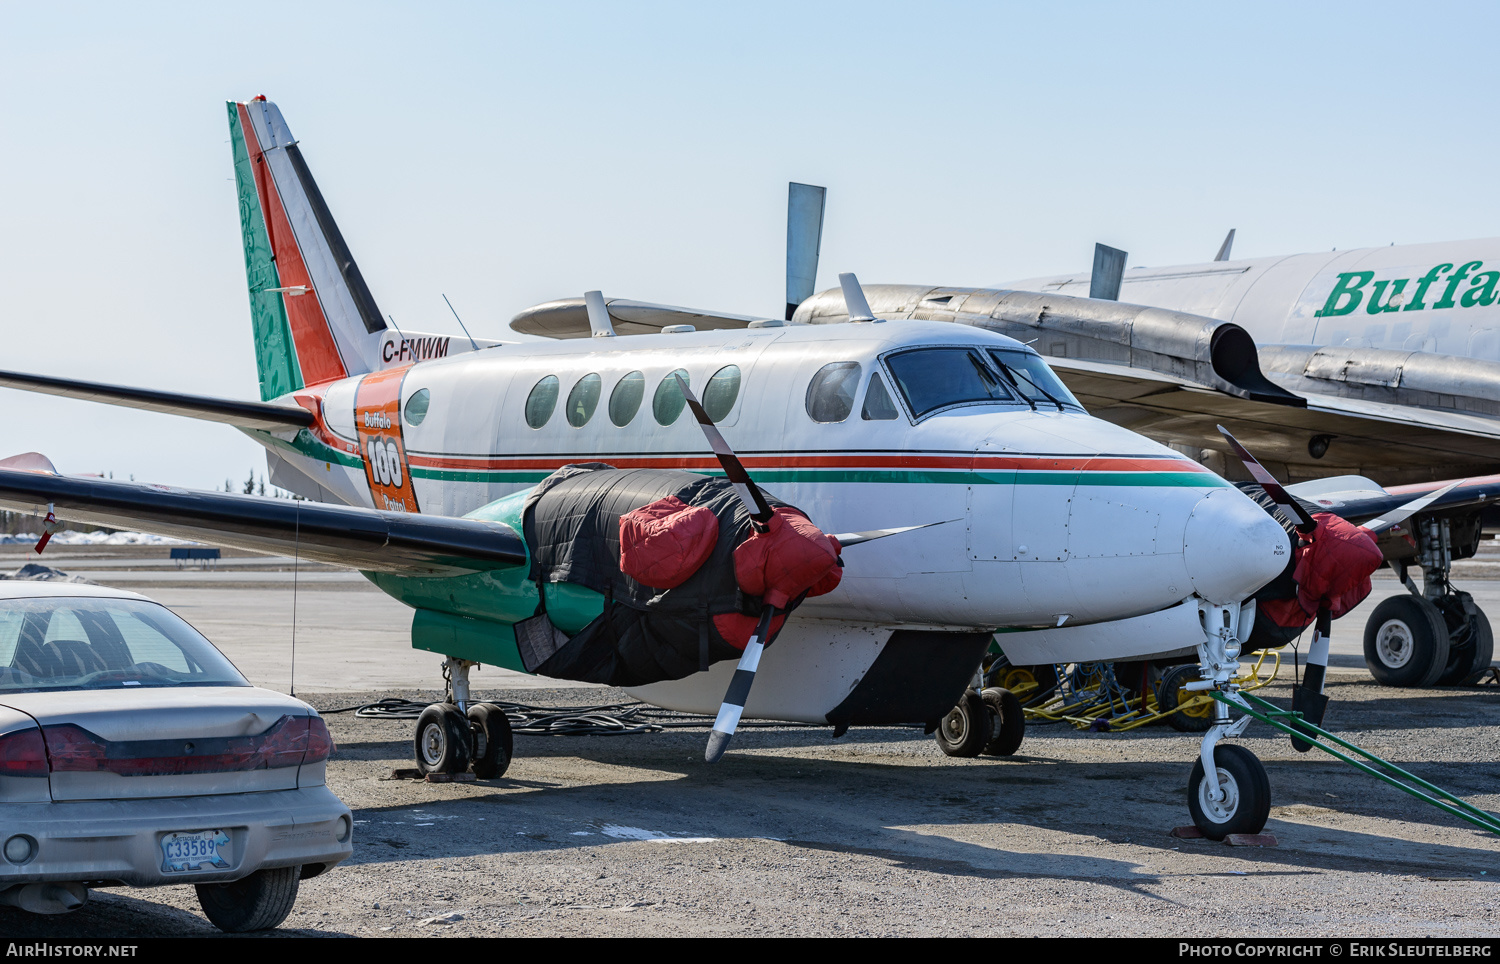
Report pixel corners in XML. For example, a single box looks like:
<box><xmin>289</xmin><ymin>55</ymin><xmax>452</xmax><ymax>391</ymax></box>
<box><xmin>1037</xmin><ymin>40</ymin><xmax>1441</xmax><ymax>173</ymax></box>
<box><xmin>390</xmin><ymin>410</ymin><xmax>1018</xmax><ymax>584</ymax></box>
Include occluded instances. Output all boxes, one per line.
<box><xmin>228</xmin><ymin>98</ymin><xmax>388</xmax><ymax>400</ymax></box>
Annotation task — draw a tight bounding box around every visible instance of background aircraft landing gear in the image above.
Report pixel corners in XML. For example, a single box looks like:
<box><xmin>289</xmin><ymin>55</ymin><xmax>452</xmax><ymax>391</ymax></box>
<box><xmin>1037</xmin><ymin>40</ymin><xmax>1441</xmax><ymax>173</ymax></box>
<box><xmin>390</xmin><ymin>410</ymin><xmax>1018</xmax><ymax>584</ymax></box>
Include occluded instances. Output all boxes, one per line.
<box><xmin>1367</xmin><ymin>516</ymin><xmax>1493</xmax><ymax>687</ymax></box>
<box><xmin>412</xmin><ymin>657</ymin><xmax>514</xmax><ymax>779</ymax></box>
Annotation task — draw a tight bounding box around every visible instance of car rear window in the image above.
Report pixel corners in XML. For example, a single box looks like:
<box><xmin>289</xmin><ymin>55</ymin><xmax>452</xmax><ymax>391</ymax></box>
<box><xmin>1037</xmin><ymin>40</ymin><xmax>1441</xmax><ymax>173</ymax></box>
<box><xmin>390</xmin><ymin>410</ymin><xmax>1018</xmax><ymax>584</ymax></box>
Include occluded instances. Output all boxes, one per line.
<box><xmin>0</xmin><ymin>597</ymin><xmax>248</xmax><ymax>693</ymax></box>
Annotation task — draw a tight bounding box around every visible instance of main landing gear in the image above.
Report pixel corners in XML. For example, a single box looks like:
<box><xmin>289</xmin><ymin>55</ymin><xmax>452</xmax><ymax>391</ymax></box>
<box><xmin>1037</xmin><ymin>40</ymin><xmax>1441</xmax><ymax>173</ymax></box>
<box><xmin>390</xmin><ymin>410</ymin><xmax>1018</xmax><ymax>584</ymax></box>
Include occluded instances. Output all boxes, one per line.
<box><xmin>1366</xmin><ymin>517</ymin><xmax>1494</xmax><ymax>688</ymax></box>
<box><xmin>935</xmin><ymin>685</ymin><xmax>1026</xmax><ymax>758</ymax></box>
<box><xmin>413</xmin><ymin>658</ymin><xmax>514</xmax><ymax>779</ymax></box>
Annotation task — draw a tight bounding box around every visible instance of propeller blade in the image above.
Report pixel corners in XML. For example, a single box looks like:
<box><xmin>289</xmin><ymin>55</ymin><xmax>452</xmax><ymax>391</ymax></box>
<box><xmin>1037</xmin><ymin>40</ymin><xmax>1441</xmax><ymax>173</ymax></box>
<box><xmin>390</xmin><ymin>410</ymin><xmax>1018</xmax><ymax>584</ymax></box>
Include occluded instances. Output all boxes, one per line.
<box><xmin>1360</xmin><ymin>479</ymin><xmax>1465</xmax><ymax>534</ymax></box>
<box><xmin>839</xmin><ymin>273</ymin><xmax>876</xmax><ymax>322</ymax></box>
<box><xmin>1291</xmin><ymin>606</ymin><xmax>1332</xmax><ymax>752</ymax></box>
<box><xmin>786</xmin><ymin>182</ymin><xmax>826</xmax><ymax>321</ymax></box>
<box><xmin>705</xmin><ymin>606</ymin><xmax>775</xmax><ymax>763</ymax></box>
<box><xmin>829</xmin><ymin>520</ymin><xmax>958</xmax><ymax>547</ymax></box>
<box><xmin>1216</xmin><ymin>425</ymin><xmax>1318</xmax><ymax>533</ymax></box>
<box><xmin>673</xmin><ymin>374</ymin><xmax>774</xmax><ymax>528</ymax></box>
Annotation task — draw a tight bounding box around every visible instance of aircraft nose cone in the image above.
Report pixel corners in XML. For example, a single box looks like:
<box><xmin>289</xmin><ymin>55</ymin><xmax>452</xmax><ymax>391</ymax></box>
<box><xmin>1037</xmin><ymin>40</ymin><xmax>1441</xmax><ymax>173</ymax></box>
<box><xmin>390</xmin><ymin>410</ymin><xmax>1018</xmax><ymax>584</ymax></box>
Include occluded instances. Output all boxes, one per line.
<box><xmin>1182</xmin><ymin>487</ymin><xmax>1291</xmax><ymax>605</ymax></box>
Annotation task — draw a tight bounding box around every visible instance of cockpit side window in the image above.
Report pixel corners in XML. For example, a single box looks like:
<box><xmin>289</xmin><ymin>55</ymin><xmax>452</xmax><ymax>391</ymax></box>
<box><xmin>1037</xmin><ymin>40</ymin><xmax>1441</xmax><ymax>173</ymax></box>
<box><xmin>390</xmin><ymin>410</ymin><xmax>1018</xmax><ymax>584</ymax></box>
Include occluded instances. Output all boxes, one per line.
<box><xmin>861</xmin><ymin>372</ymin><xmax>898</xmax><ymax>420</ymax></box>
<box><xmin>884</xmin><ymin>348</ymin><xmax>1014</xmax><ymax>418</ymax></box>
<box><xmin>805</xmin><ymin>362</ymin><xmax>861</xmax><ymax>423</ymax></box>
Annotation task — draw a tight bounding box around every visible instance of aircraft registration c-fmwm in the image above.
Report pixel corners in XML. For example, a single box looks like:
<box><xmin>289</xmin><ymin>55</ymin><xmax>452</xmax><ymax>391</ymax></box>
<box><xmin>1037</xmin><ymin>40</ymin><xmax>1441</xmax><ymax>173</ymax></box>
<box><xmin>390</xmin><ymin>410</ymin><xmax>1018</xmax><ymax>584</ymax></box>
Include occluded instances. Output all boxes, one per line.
<box><xmin>0</xmin><ymin>97</ymin><xmax>1366</xmax><ymax>838</ymax></box>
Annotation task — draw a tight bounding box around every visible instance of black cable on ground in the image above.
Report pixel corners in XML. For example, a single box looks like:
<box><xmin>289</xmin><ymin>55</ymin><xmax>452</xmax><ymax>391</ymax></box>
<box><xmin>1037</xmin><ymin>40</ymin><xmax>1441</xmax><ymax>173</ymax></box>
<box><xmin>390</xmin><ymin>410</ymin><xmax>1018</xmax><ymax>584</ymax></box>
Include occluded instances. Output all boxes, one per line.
<box><xmin>321</xmin><ymin>696</ymin><xmax>864</xmax><ymax>737</ymax></box>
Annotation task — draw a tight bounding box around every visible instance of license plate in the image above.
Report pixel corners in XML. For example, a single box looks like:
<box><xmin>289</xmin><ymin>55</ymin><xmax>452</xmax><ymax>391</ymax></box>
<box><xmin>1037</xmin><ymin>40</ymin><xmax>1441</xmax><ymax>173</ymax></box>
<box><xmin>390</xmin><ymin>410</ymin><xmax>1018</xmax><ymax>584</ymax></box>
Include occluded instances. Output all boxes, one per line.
<box><xmin>161</xmin><ymin>830</ymin><xmax>231</xmax><ymax>873</ymax></box>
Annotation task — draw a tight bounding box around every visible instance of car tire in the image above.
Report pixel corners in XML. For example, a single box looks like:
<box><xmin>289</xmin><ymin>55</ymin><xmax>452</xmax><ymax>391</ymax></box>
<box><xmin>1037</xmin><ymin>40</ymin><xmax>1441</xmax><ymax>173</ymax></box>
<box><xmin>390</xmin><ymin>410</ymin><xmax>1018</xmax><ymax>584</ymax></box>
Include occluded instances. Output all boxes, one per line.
<box><xmin>468</xmin><ymin>703</ymin><xmax>513</xmax><ymax>779</ymax></box>
<box><xmin>196</xmin><ymin>865</ymin><xmax>300</xmax><ymax>933</ymax></box>
<box><xmin>1364</xmin><ymin>595</ymin><xmax>1450</xmax><ymax>688</ymax></box>
<box><xmin>414</xmin><ymin>703</ymin><xmax>471</xmax><ymax>775</ymax></box>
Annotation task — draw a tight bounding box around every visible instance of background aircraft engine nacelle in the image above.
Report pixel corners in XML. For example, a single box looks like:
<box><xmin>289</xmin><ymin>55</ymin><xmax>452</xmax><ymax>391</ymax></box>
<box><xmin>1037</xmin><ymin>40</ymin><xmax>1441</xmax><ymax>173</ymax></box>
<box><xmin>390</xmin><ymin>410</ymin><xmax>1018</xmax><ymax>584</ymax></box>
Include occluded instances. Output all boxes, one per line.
<box><xmin>1182</xmin><ymin>488</ymin><xmax>1292</xmax><ymax>605</ymax></box>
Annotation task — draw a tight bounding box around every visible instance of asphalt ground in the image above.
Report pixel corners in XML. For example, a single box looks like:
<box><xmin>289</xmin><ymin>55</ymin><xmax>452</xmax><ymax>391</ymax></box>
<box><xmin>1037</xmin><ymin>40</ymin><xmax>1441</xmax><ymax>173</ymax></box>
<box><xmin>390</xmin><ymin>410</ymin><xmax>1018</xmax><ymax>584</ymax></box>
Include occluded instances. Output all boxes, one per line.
<box><xmin>0</xmin><ymin>545</ymin><xmax>1496</xmax><ymax>938</ymax></box>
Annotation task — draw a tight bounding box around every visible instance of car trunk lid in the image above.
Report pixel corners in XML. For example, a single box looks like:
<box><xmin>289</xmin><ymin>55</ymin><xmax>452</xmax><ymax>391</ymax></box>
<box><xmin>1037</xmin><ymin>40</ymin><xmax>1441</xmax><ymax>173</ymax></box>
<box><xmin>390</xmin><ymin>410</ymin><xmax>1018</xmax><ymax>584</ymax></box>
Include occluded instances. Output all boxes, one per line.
<box><xmin>0</xmin><ymin>686</ymin><xmax>315</xmax><ymax>800</ymax></box>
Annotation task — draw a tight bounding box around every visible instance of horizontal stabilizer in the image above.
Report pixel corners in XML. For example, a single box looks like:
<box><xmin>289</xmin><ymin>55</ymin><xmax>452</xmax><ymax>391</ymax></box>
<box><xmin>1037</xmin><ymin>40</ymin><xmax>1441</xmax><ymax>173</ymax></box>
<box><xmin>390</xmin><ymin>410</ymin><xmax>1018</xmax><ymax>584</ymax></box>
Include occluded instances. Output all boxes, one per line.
<box><xmin>0</xmin><ymin>470</ymin><xmax>526</xmax><ymax>575</ymax></box>
<box><xmin>0</xmin><ymin>369</ymin><xmax>313</xmax><ymax>432</ymax></box>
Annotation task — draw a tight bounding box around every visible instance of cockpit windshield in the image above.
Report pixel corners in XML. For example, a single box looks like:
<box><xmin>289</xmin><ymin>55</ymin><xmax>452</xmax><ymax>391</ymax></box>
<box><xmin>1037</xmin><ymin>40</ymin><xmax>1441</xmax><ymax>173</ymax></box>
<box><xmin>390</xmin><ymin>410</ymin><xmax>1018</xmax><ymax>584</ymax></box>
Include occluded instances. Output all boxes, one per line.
<box><xmin>987</xmin><ymin>349</ymin><xmax>1084</xmax><ymax>411</ymax></box>
<box><xmin>883</xmin><ymin>348</ymin><xmax>1015</xmax><ymax>417</ymax></box>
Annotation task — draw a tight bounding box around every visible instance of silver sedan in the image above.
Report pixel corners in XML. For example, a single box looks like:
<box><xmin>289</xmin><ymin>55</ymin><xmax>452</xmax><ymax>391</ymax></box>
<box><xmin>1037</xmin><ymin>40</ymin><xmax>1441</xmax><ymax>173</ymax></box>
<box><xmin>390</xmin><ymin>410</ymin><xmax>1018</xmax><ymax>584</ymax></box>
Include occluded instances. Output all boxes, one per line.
<box><xmin>0</xmin><ymin>582</ymin><xmax>352</xmax><ymax>932</ymax></box>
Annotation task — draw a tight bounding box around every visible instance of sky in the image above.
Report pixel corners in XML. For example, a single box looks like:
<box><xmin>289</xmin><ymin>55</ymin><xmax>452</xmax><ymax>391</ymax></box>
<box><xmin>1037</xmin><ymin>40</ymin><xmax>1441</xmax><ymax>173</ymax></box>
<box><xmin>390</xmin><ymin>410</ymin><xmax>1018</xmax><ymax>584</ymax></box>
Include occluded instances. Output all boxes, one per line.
<box><xmin>2</xmin><ymin>1</ymin><xmax>1499</xmax><ymax>491</ymax></box>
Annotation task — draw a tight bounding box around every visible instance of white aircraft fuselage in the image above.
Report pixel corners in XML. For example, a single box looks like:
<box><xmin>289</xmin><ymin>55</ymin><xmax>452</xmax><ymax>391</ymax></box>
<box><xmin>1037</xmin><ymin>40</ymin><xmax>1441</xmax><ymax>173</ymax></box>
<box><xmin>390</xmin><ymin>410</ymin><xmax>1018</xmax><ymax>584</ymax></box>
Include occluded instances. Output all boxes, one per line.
<box><xmin>1004</xmin><ymin>237</ymin><xmax>1500</xmax><ymax>358</ymax></box>
<box><xmin>250</xmin><ymin>319</ymin><xmax>1287</xmax><ymax>718</ymax></box>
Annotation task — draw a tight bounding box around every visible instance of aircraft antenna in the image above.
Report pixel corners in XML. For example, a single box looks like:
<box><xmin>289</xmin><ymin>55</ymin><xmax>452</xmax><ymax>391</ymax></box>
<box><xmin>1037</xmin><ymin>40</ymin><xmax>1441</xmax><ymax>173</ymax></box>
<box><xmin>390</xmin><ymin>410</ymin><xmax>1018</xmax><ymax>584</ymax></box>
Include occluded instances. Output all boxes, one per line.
<box><xmin>442</xmin><ymin>294</ymin><xmax>481</xmax><ymax>351</ymax></box>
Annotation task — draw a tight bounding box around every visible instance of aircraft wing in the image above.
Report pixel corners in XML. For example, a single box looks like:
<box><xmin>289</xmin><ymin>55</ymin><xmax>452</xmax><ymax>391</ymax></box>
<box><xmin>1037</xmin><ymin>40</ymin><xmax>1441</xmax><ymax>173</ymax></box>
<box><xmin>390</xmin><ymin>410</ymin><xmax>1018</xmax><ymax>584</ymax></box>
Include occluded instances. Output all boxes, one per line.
<box><xmin>0</xmin><ymin>468</ymin><xmax>525</xmax><ymax>576</ymax></box>
<box><xmin>0</xmin><ymin>369</ymin><xmax>313</xmax><ymax>432</ymax></box>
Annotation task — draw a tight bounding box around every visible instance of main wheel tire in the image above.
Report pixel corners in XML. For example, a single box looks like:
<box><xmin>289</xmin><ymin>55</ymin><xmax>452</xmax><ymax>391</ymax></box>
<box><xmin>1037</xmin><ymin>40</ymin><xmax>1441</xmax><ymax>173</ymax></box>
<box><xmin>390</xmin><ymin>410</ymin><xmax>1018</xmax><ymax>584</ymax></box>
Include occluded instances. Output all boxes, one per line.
<box><xmin>1364</xmin><ymin>595</ymin><xmax>1451</xmax><ymax>688</ymax></box>
<box><xmin>196</xmin><ymin>866</ymin><xmax>300</xmax><ymax>933</ymax></box>
<box><xmin>935</xmin><ymin>689</ymin><xmax>989</xmax><ymax>758</ymax></box>
<box><xmin>980</xmin><ymin>687</ymin><xmax>1025</xmax><ymax>756</ymax></box>
<box><xmin>1434</xmin><ymin>595</ymin><xmax>1494</xmax><ymax>686</ymax></box>
<box><xmin>467</xmin><ymin>703</ymin><xmax>514</xmax><ymax>779</ymax></box>
<box><xmin>1187</xmin><ymin>744</ymin><xmax>1271</xmax><ymax>840</ymax></box>
<box><xmin>1159</xmin><ymin>664</ymin><xmax>1217</xmax><ymax>733</ymax></box>
<box><xmin>1463</xmin><ymin>610</ymin><xmax>1496</xmax><ymax>685</ymax></box>
<box><xmin>414</xmin><ymin>703</ymin><xmax>471</xmax><ymax>775</ymax></box>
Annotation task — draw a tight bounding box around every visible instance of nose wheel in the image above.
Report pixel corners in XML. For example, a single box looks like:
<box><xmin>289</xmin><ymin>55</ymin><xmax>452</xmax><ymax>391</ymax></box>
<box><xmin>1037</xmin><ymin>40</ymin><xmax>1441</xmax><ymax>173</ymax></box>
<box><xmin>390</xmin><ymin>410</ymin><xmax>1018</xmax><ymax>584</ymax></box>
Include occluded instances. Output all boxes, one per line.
<box><xmin>1187</xmin><ymin>743</ymin><xmax>1270</xmax><ymax>839</ymax></box>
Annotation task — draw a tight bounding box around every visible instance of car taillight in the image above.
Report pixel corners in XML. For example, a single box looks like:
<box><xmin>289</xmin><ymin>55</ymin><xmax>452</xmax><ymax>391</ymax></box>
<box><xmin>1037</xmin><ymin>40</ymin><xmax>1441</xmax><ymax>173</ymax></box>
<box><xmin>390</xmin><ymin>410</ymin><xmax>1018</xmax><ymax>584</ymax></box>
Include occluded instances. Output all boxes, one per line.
<box><xmin>42</xmin><ymin>715</ymin><xmax>319</xmax><ymax>775</ymax></box>
<box><xmin>303</xmin><ymin>716</ymin><xmax>334</xmax><ymax>765</ymax></box>
<box><xmin>0</xmin><ymin>727</ymin><xmax>48</xmax><ymax>777</ymax></box>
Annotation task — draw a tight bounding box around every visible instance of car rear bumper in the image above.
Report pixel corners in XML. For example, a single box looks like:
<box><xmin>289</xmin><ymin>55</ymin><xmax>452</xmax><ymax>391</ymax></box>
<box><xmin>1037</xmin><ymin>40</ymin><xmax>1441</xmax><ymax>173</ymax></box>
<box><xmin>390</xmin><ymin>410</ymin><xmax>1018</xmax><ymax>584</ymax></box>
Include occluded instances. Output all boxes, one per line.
<box><xmin>0</xmin><ymin>785</ymin><xmax>352</xmax><ymax>888</ymax></box>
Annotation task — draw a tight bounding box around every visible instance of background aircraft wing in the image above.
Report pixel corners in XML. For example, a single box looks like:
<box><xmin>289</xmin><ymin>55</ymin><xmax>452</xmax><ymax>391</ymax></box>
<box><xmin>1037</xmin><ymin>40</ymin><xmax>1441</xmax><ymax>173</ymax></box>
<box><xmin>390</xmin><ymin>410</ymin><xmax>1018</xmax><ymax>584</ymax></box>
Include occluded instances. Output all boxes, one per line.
<box><xmin>1048</xmin><ymin>356</ymin><xmax>1500</xmax><ymax>482</ymax></box>
<box><xmin>511</xmin><ymin>297</ymin><xmax>760</xmax><ymax>338</ymax></box>
<box><xmin>0</xmin><ymin>468</ymin><xmax>525</xmax><ymax>575</ymax></box>
<box><xmin>0</xmin><ymin>369</ymin><xmax>314</xmax><ymax>432</ymax></box>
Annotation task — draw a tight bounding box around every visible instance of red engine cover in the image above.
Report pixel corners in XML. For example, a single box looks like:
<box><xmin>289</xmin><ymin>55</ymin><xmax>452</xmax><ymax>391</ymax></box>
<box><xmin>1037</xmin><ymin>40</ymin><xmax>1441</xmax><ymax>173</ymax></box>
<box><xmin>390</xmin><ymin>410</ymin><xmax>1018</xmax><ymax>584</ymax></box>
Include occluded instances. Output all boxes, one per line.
<box><xmin>618</xmin><ymin>495</ymin><xmax>720</xmax><ymax>590</ymax></box>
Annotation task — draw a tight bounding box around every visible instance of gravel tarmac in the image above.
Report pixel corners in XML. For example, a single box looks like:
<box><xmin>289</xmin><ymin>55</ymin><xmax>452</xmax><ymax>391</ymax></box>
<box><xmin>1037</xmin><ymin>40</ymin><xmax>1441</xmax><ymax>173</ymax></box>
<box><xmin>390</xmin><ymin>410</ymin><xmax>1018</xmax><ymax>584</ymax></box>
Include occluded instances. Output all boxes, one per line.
<box><xmin>3</xmin><ymin>674</ymin><xmax>1498</xmax><ymax>939</ymax></box>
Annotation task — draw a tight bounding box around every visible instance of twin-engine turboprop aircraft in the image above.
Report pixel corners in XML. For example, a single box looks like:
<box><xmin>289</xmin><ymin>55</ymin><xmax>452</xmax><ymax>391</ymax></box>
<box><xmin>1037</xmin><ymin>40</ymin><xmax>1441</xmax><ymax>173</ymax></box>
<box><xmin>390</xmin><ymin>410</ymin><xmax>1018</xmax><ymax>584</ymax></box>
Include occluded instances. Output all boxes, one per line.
<box><xmin>0</xmin><ymin>97</ymin><xmax>1366</xmax><ymax>838</ymax></box>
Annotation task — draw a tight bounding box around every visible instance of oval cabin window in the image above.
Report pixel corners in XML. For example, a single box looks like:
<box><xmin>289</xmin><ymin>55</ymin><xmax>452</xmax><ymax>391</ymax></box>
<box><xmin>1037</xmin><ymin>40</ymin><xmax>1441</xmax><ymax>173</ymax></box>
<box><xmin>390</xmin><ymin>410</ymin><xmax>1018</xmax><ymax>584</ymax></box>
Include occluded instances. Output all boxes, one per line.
<box><xmin>525</xmin><ymin>375</ymin><xmax>560</xmax><ymax>429</ymax></box>
<box><xmin>703</xmin><ymin>365</ymin><xmax>741</xmax><ymax>422</ymax></box>
<box><xmin>566</xmin><ymin>373</ymin><xmax>602</xmax><ymax>427</ymax></box>
<box><xmin>404</xmin><ymin>388</ymin><xmax>431</xmax><ymax>426</ymax></box>
<box><xmin>610</xmin><ymin>372</ymin><xmax>645</xmax><ymax>426</ymax></box>
<box><xmin>653</xmin><ymin>369</ymin><xmax>690</xmax><ymax>425</ymax></box>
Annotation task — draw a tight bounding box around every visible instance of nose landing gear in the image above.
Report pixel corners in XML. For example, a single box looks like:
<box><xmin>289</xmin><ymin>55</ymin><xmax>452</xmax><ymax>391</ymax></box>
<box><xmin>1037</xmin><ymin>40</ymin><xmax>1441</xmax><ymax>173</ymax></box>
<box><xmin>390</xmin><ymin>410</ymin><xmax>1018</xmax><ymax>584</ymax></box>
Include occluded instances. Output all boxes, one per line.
<box><xmin>412</xmin><ymin>657</ymin><xmax>514</xmax><ymax>779</ymax></box>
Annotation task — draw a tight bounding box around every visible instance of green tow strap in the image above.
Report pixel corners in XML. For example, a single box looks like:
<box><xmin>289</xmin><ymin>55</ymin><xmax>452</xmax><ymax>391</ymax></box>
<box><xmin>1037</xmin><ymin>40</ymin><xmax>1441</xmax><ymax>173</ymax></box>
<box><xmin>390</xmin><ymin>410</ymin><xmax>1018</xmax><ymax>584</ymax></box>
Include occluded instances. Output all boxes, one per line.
<box><xmin>1212</xmin><ymin>690</ymin><xmax>1500</xmax><ymax>837</ymax></box>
